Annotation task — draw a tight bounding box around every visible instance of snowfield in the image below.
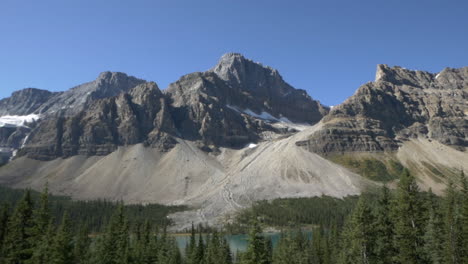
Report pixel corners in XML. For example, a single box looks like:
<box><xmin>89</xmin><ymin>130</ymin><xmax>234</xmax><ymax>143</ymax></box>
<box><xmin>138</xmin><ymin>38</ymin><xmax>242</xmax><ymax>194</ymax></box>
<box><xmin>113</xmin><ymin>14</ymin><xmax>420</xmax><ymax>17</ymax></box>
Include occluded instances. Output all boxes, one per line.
<box><xmin>0</xmin><ymin>114</ymin><xmax>40</xmax><ymax>128</ymax></box>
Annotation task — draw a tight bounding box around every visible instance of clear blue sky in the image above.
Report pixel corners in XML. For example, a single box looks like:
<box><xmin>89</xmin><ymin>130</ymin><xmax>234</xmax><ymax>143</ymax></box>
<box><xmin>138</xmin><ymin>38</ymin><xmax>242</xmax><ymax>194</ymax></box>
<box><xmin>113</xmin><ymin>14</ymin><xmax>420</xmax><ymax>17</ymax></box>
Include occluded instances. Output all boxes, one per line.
<box><xmin>1</xmin><ymin>0</ymin><xmax>467</xmax><ymax>106</ymax></box>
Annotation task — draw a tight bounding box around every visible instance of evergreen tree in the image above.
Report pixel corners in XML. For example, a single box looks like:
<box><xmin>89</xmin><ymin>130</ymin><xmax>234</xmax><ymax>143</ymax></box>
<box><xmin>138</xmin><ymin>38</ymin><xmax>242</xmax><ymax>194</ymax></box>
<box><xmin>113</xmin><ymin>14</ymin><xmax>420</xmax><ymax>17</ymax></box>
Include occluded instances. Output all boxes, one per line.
<box><xmin>186</xmin><ymin>223</ymin><xmax>198</xmax><ymax>264</ymax></box>
<box><xmin>312</xmin><ymin>229</ymin><xmax>324</xmax><ymax>264</ymax></box>
<box><xmin>423</xmin><ymin>189</ymin><xmax>444</xmax><ymax>264</ymax></box>
<box><xmin>338</xmin><ymin>196</ymin><xmax>375</xmax><ymax>264</ymax></box>
<box><xmin>3</xmin><ymin>190</ymin><xmax>35</xmax><ymax>263</ymax></box>
<box><xmin>205</xmin><ymin>231</ymin><xmax>222</xmax><ymax>264</ymax></box>
<box><xmin>0</xmin><ymin>203</ymin><xmax>10</xmax><ymax>254</ymax></box>
<box><xmin>459</xmin><ymin>170</ymin><xmax>468</xmax><ymax>264</ymax></box>
<box><xmin>393</xmin><ymin>169</ymin><xmax>426</xmax><ymax>264</ymax></box>
<box><xmin>194</xmin><ymin>231</ymin><xmax>205</xmax><ymax>264</ymax></box>
<box><xmin>263</xmin><ymin>236</ymin><xmax>273</xmax><ymax>264</ymax></box>
<box><xmin>241</xmin><ymin>220</ymin><xmax>270</xmax><ymax>264</ymax></box>
<box><xmin>50</xmin><ymin>212</ymin><xmax>74</xmax><ymax>264</ymax></box>
<box><xmin>272</xmin><ymin>233</ymin><xmax>290</xmax><ymax>264</ymax></box>
<box><xmin>374</xmin><ymin>186</ymin><xmax>396</xmax><ymax>264</ymax></box>
<box><xmin>73</xmin><ymin>223</ymin><xmax>90</xmax><ymax>264</ymax></box>
<box><xmin>157</xmin><ymin>227</ymin><xmax>182</xmax><ymax>264</ymax></box>
<box><xmin>443</xmin><ymin>180</ymin><xmax>462</xmax><ymax>264</ymax></box>
<box><xmin>220</xmin><ymin>237</ymin><xmax>233</xmax><ymax>264</ymax></box>
<box><xmin>94</xmin><ymin>204</ymin><xmax>130</xmax><ymax>264</ymax></box>
<box><xmin>30</xmin><ymin>221</ymin><xmax>55</xmax><ymax>264</ymax></box>
<box><xmin>32</xmin><ymin>184</ymin><xmax>51</xmax><ymax>240</ymax></box>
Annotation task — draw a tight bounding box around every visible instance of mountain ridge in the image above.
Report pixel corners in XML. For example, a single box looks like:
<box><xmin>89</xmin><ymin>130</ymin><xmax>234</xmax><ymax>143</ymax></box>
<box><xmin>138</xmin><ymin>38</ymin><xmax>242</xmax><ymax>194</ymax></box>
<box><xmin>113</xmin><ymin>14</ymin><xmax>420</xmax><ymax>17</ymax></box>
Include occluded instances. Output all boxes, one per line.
<box><xmin>0</xmin><ymin>54</ymin><xmax>466</xmax><ymax>229</ymax></box>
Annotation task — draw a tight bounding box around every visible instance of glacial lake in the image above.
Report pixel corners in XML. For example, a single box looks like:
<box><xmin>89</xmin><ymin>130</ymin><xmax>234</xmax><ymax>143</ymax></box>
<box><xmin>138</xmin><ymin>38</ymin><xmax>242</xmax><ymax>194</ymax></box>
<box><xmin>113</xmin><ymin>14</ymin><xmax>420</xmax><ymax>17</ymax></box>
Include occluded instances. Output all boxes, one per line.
<box><xmin>175</xmin><ymin>231</ymin><xmax>312</xmax><ymax>253</ymax></box>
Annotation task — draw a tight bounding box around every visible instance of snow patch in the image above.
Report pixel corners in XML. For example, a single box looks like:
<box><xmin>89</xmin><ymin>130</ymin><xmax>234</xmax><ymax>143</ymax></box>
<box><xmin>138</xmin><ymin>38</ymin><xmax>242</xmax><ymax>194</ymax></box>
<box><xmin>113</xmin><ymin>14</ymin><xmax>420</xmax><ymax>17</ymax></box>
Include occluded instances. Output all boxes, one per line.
<box><xmin>435</xmin><ymin>73</ymin><xmax>440</xmax><ymax>79</ymax></box>
<box><xmin>0</xmin><ymin>114</ymin><xmax>40</xmax><ymax>128</ymax></box>
<box><xmin>243</xmin><ymin>109</ymin><xmax>277</xmax><ymax>120</ymax></box>
<box><xmin>247</xmin><ymin>143</ymin><xmax>257</xmax><ymax>149</ymax></box>
<box><xmin>226</xmin><ymin>105</ymin><xmax>311</xmax><ymax>131</ymax></box>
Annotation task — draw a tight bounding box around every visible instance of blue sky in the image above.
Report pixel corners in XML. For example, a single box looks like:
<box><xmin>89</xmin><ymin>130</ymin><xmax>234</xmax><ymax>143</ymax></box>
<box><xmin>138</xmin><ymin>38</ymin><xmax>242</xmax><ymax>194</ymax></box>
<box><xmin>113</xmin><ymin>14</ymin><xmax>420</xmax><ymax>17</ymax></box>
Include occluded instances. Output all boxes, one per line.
<box><xmin>1</xmin><ymin>0</ymin><xmax>467</xmax><ymax>106</ymax></box>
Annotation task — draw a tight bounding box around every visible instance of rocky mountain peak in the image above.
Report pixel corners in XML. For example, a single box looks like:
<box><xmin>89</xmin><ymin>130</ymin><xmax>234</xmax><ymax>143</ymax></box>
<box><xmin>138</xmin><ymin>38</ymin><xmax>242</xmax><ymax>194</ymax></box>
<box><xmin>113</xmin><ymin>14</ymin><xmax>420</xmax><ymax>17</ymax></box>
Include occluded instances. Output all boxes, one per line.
<box><xmin>0</xmin><ymin>88</ymin><xmax>57</xmax><ymax>116</ymax></box>
<box><xmin>374</xmin><ymin>64</ymin><xmax>435</xmax><ymax>88</ymax></box>
<box><xmin>210</xmin><ymin>52</ymin><xmax>279</xmax><ymax>85</ymax></box>
<box><xmin>34</xmin><ymin>71</ymin><xmax>146</xmax><ymax>116</ymax></box>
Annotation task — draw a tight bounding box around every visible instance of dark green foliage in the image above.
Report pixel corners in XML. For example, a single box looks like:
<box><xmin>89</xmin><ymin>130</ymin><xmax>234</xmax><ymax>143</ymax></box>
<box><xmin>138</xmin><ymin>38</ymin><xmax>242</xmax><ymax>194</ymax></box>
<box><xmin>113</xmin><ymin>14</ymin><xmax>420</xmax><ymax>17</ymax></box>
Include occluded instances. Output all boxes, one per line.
<box><xmin>73</xmin><ymin>224</ymin><xmax>90</xmax><ymax>264</ymax></box>
<box><xmin>443</xmin><ymin>180</ymin><xmax>463</xmax><ymax>264</ymax></box>
<box><xmin>0</xmin><ymin>203</ymin><xmax>9</xmax><ymax>253</ymax></box>
<box><xmin>30</xmin><ymin>221</ymin><xmax>55</xmax><ymax>264</ymax></box>
<box><xmin>373</xmin><ymin>186</ymin><xmax>396</xmax><ymax>264</ymax></box>
<box><xmin>393</xmin><ymin>169</ymin><xmax>426</xmax><ymax>264</ymax></box>
<box><xmin>2</xmin><ymin>190</ymin><xmax>35</xmax><ymax>263</ymax></box>
<box><xmin>338</xmin><ymin>196</ymin><xmax>376</xmax><ymax>264</ymax></box>
<box><xmin>0</xmin><ymin>185</ymin><xmax>186</xmax><ymax>232</ymax></box>
<box><xmin>460</xmin><ymin>170</ymin><xmax>468</xmax><ymax>264</ymax></box>
<box><xmin>51</xmin><ymin>212</ymin><xmax>74</xmax><ymax>264</ymax></box>
<box><xmin>94</xmin><ymin>204</ymin><xmax>130</xmax><ymax>264</ymax></box>
<box><xmin>240</xmin><ymin>220</ymin><xmax>271</xmax><ymax>264</ymax></box>
<box><xmin>233</xmin><ymin>195</ymin><xmax>359</xmax><ymax>232</ymax></box>
<box><xmin>423</xmin><ymin>190</ymin><xmax>444</xmax><ymax>264</ymax></box>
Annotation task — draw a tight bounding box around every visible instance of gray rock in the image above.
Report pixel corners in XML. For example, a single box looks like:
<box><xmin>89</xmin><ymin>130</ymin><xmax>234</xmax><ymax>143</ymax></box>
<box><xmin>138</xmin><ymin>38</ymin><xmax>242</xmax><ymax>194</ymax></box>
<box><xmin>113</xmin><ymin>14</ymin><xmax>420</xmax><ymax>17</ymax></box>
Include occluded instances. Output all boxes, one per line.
<box><xmin>301</xmin><ymin>64</ymin><xmax>468</xmax><ymax>153</ymax></box>
<box><xmin>0</xmin><ymin>88</ymin><xmax>56</xmax><ymax>116</ymax></box>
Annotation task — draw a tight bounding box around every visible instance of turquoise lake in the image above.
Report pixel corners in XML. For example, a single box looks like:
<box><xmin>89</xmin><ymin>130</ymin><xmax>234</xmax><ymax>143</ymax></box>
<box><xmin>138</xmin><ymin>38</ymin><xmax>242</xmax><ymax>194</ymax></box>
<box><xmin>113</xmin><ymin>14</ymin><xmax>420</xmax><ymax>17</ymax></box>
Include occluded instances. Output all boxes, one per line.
<box><xmin>175</xmin><ymin>231</ymin><xmax>312</xmax><ymax>253</ymax></box>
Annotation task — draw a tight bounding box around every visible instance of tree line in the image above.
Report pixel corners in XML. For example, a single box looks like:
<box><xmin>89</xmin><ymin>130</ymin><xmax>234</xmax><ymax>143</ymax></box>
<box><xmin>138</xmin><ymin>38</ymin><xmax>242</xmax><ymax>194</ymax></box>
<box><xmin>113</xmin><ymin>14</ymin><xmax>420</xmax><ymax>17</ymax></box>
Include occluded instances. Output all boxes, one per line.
<box><xmin>0</xmin><ymin>185</ymin><xmax>185</xmax><ymax>232</ymax></box>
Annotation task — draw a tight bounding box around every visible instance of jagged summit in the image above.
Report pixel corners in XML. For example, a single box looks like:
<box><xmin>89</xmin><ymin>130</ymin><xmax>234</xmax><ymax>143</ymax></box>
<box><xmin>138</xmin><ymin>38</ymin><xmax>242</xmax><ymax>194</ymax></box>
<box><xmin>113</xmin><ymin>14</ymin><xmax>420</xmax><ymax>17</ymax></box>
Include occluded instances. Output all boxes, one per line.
<box><xmin>210</xmin><ymin>52</ymin><xmax>280</xmax><ymax>85</ymax></box>
<box><xmin>299</xmin><ymin>63</ymin><xmax>468</xmax><ymax>155</ymax></box>
<box><xmin>0</xmin><ymin>88</ymin><xmax>57</xmax><ymax>116</ymax></box>
<box><xmin>164</xmin><ymin>53</ymin><xmax>328</xmax><ymax>148</ymax></box>
<box><xmin>374</xmin><ymin>64</ymin><xmax>468</xmax><ymax>90</ymax></box>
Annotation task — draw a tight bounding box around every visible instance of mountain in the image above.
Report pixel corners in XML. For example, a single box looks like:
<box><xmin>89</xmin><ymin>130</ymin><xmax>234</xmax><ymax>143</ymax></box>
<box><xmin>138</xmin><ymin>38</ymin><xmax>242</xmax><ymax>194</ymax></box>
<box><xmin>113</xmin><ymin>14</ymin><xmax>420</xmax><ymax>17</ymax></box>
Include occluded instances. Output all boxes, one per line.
<box><xmin>35</xmin><ymin>71</ymin><xmax>146</xmax><ymax>116</ymax></box>
<box><xmin>165</xmin><ymin>53</ymin><xmax>328</xmax><ymax>149</ymax></box>
<box><xmin>296</xmin><ymin>64</ymin><xmax>467</xmax><ymax>192</ymax></box>
<box><xmin>0</xmin><ymin>72</ymin><xmax>148</xmax><ymax>164</ymax></box>
<box><xmin>0</xmin><ymin>88</ymin><xmax>56</xmax><ymax>116</ymax></box>
<box><xmin>297</xmin><ymin>64</ymin><xmax>467</xmax><ymax>153</ymax></box>
<box><xmin>0</xmin><ymin>55</ymin><xmax>466</xmax><ymax>229</ymax></box>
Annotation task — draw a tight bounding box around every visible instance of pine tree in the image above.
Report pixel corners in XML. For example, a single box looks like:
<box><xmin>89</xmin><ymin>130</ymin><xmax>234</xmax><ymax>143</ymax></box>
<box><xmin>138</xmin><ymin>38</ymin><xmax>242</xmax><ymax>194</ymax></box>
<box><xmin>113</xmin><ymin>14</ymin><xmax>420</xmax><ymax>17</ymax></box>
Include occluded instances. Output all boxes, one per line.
<box><xmin>3</xmin><ymin>190</ymin><xmax>35</xmax><ymax>263</ymax></box>
<box><xmin>338</xmin><ymin>195</ymin><xmax>375</xmax><ymax>264</ymax></box>
<box><xmin>459</xmin><ymin>170</ymin><xmax>468</xmax><ymax>264</ymax></box>
<box><xmin>443</xmin><ymin>180</ymin><xmax>462</xmax><ymax>264</ymax></box>
<box><xmin>312</xmin><ymin>228</ymin><xmax>323</xmax><ymax>264</ymax></box>
<box><xmin>33</xmin><ymin>184</ymin><xmax>51</xmax><ymax>239</ymax></box>
<box><xmin>50</xmin><ymin>212</ymin><xmax>74</xmax><ymax>264</ymax></box>
<box><xmin>393</xmin><ymin>169</ymin><xmax>426</xmax><ymax>264</ymax></box>
<box><xmin>241</xmin><ymin>220</ymin><xmax>270</xmax><ymax>264</ymax></box>
<box><xmin>220</xmin><ymin>237</ymin><xmax>233</xmax><ymax>264</ymax></box>
<box><xmin>205</xmin><ymin>231</ymin><xmax>222</xmax><ymax>264</ymax></box>
<box><xmin>186</xmin><ymin>223</ymin><xmax>198</xmax><ymax>264</ymax></box>
<box><xmin>73</xmin><ymin>223</ymin><xmax>90</xmax><ymax>264</ymax></box>
<box><xmin>94</xmin><ymin>204</ymin><xmax>130</xmax><ymax>264</ymax></box>
<box><xmin>374</xmin><ymin>186</ymin><xmax>396</xmax><ymax>264</ymax></box>
<box><xmin>272</xmin><ymin>232</ymin><xmax>291</xmax><ymax>264</ymax></box>
<box><xmin>157</xmin><ymin>227</ymin><xmax>182</xmax><ymax>264</ymax></box>
<box><xmin>0</xmin><ymin>203</ymin><xmax>10</xmax><ymax>254</ymax></box>
<box><xmin>194</xmin><ymin>231</ymin><xmax>205</xmax><ymax>264</ymax></box>
<box><xmin>30</xmin><ymin>221</ymin><xmax>55</xmax><ymax>264</ymax></box>
<box><xmin>423</xmin><ymin>189</ymin><xmax>444</xmax><ymax>264</ymax></box>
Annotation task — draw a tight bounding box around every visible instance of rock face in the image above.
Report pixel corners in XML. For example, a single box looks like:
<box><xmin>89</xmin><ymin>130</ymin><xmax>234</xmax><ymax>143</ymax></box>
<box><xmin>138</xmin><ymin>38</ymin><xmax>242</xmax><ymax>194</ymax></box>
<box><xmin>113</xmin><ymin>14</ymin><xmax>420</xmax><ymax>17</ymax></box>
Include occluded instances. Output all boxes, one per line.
<box><xmin>297</xmin><ymin>65</ymin><xmax>468</xmax><ymax>153</ymax></box>
<box><xmin>0</xmin><ymin>72</ymin><xmax>148</xmax><ymax>162</ymax></box>
<box><xmin>36</xmin><ymin>71</ymin><xmax>146</xmax><ymax>116</ymax></box>
<box><xmin>20</xmin><ymin>82</ymin><xmax>177</xmax><ymax>160</ymax></box>
<box><xmin>0</xmin><ymin>88</ymin><xmax>56</xmax><ymax>116</ymax></box>
<box><xmin>209</xmin><ymin>53</ymin><xmax>328</xmax><ymax>123</ymax></box>
<box><xmin>166</xmin><ymin>53</ymin><xmax>328</xmax><ymax>148</ymax></box>
<box><xmin>0</xmin><ymin>53</ymin><xmax>327</xmax><ymax>160</ymax></box>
